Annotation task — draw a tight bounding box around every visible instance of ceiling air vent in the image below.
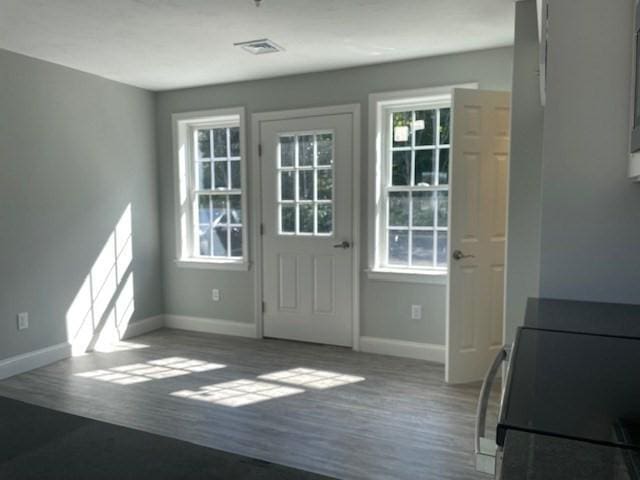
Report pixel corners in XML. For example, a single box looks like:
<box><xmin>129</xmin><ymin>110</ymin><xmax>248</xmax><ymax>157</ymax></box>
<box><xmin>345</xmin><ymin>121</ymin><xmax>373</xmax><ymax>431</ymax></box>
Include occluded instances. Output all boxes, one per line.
<box><xmin>234</xmin><ymin>38</ymin><xmax>283</xmax><ymax>55</ymax></box>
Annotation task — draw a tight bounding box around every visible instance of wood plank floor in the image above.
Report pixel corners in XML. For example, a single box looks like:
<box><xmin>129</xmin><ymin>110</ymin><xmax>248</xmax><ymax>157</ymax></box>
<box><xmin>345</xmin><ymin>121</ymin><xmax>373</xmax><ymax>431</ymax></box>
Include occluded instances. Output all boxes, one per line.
<box><xmin>0</xmin><ymin>329</ymin><xmax>500</xmax><ymax>480</ymax></box>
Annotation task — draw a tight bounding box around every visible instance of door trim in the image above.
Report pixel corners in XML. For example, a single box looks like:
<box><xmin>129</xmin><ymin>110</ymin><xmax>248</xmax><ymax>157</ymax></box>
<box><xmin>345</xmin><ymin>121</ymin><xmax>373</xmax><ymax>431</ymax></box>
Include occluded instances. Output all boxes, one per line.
<box><xmin>251</xmin><ymin>104</ymin><xmax>361</xmax><ymax>350</ymax></box>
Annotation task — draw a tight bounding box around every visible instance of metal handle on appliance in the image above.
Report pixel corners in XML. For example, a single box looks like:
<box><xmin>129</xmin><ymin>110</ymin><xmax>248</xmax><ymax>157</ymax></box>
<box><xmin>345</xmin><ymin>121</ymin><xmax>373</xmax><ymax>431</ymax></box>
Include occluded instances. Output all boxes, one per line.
<box><xmin>333</xmin><ymin>241</ymin><xmax>351</xmax><ymax>249</ymax></box>
<box><xmin>474</xmin><ymin>347</ymin><xmax>508</xmax><ymax>475</ymax></box>
<box><xmin>452</xmin><ymin>249</ymin><xmax>475</xmax><ymax>261</ymax></box>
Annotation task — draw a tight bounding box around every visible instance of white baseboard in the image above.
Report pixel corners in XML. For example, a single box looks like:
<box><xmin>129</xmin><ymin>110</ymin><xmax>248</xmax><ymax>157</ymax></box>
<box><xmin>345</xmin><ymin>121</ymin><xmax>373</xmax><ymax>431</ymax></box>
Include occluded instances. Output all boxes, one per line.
<box><xmin>0</xmin><ymin>342</ymin><xmax>71</xmax><ymax>380</ymax></box>
<box><xmin>165</xmin><ymin>315</ymin><xmax>257</xmax><ymax>338</ymax></box>
<box><xmin>122</xmin><ymin>315</ymin><xmax>165</xmax><ymax>339</ymax></box>
<box><xmin>359</xmin><ymin>336</ymin><xmax>445</xmax><ymax>364</ymax></box>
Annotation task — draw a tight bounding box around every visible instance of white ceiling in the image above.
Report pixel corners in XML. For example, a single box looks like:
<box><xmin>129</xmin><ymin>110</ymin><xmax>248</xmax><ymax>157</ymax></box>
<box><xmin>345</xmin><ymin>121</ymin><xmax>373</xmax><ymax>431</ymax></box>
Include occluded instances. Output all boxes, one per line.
<box><xmin>0</xmin><ymin>0</ymin><xmax>515</xmax><ymax>91</ymax></box>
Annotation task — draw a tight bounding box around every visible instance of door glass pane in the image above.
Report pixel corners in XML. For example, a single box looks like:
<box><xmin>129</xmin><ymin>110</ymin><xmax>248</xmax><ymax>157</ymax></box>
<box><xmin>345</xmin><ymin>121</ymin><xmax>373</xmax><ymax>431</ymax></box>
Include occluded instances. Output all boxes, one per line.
<box><xmin>214</xmin><ymin>161</ymin><xmax>228</xmax><ymax>189</ymax></box>
<box><xmin>198</xmin><ymin>162</ymin><xmax>212</xmax><ymax>190</ymax></box>
<box><xmin>199</xmin><ymin>226</ymin><xmax>211</xmax><ymax>256</ymax></box>
<box><xmin>437</xmin><ymin>191</ymin><xmax>448</xmax><ymax>227</ymax></box>
<box><xmin>388</xmin><ymin>230</ymin><xmax>409</xmax><ymax>265</ymax></box>
<box><xmin>198</xmin><ymin>130</ymin><xmax>211</xmax><ymax>159</ymax></box>
<box><xmin>298</xmin><ymin>135</ymin><xmax>314</xmax><ymax>167</ymax></box>
<box><xmin>415</xmin><ymin>150</ymin><xmax>435</xmax><ymax>186</ymax></box>
<box><xmin>213</xmin><ymin>128</ymin><xmax>227</xmax><ymax>158</ymax></box>
<box><xmin>299</xmin><ymin>171</ymin><xmax>314</xmax><ymax>201</ymax></box>
<box><xmin>280</xmin><ymin>205</ymin><xmax>295</xmax><ymax>233</ymax></box>
<box><xmin>198</xmin><ymin>195</ymin><xmax>211</xmax><ymax>224</ymax></box>
<box><xmin>436</xmin><ymin>231</ymin><xmax>448</xmax><ymax>267</ymax></box>
<box><xmin>438</xmin><ymin>149</ymin><xmax>450</xmax><ymax>185</ymax></box>
<box><xmin>392</xmin><ymin>151</ymin><xmax>411</xmax><ymax>186</ymax></box>
<box><xmin>213</xmin><ymin>227</ymin><xmax>228</xmax><ymax>256</ymax></box>
<box><xmin>230</xmin><ymin>160</ymin><xmax>241</xmax><ymax>189</ymax></box>
<box><xmin>317</xmin><ymin>133</ymin><xmax>333</xmax><ymax>165</ymax></box>
<box><xmin>230</xmin><ymin>127</ymin><xmax>240</xmax><ymax>157</ymax></box>
<box><xmin>277</xmin><ymin>131</ymin><xmax>334</xmax><ymax>237</ymax></box>
<box><xmin>280</xmin><ymin>136</ymin><xmax>295</xmax><ymax>167</ymax></box>
<box><xmin>299</xmin><ymin>204</ymin><xmax>314</xmax><ymax>233</ymax></box>
<box><xmin>211</xmin><ymin>196</ymin><xmax>227</xmax><ymax>225</ymax></box>
<box><xmin>414</xmin><ymin>110</ymin><xmax>436</xmax><ymax>146</ymax></box>
<box><xmin>230</xmin><ymin>227</ymin><xmax>242</xmax><ymax>257</ymax></box>
<box><xmin>317</xmin><ymin>205</ymin><xmax>332</xmax><ymax>234</ymax></box>
<box><xmin>392</xmin><ymin>112</ymin><xmax>412</xmax><ymax>148</ymax></box>
<box><xmin>229</xmin><ymin>195</ymin><xmax>242</xmax><ymax>224</ymax></box>
<box><xmin>317</xmin><ymin>170</ymin><xmax>332</xmax><ymax>200</ymax></box>
<box><xmin>412</xmin><ymin>191</ymin><xmax>434</xmax><ymax>227</ymax></box>
<box><xmin>388</xmin><ymin>192</ymin><xmax>409</xmax><ymax>226</ymax></box>
<box><xmin>280</xmin><ymin>171</ymin><xmax>295</xmax><ymax>201</ymax></box>
<box><xmin>412</xmin><ymin>231</ymin><xmax>434</xmax><ymax>267</ymax></box>
<box><xmin>439</xmin><ymin>108</ymin><xmax>451</xmax><ymax>145</ymax></box>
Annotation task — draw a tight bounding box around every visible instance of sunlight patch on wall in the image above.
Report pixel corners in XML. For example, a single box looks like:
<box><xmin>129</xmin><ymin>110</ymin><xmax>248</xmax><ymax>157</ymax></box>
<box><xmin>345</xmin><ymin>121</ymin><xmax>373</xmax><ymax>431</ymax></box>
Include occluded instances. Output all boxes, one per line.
<box><xmin>75</xmin><ymin>357</ymin><xmax>225</xmax><ymax>385</ymax></box>
<box><xmin>258</xmin><ymin>368</ymin><xmax>365</xmax><ymax>389</ymax></box>
<box><xmin>65</xmin><ymin>205</ymin><xmax>137</xmax><ymax>356</ymax></box>
<box><xmin>171</xmin><ymin>379</ymin><xmax>304</xmax><ymax>407</ymax></box>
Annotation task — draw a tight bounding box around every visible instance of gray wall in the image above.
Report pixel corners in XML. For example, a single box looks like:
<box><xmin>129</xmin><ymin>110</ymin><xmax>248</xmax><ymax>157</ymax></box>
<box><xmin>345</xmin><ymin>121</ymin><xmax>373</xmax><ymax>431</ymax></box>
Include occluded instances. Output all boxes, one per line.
<box><xmin>504</xmin><ymin>0</ymin><xmax>544</xmax><ymax>343</ymax></box>
<box><xmin>0</xmin><ymin>49</ymin><xmax>163</xmax><ymax>360</ymax></box>
<box><xmin>156</xmin><ymin>47</ymin><xmax>514</xmax><ymax>345</ymax></box>
<box><xmin>538</xmin><ymin>0</ymin><xmax>640</xmax><ymax>304</ymax></box>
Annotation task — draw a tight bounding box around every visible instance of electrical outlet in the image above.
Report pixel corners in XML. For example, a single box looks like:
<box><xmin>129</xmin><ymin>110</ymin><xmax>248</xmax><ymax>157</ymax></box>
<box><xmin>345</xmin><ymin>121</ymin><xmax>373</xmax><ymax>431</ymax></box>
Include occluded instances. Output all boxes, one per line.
<box><xmin>212</xmin><ymin>289</ymin><xmax>220</xmax><ymax>302</ymax></box>
<box><xmin>411</xmin><ymin>305</ymin><xmax>422</xmax><ymax>320</ymax></box>
<box><xmin>17</xmin><ymin>312</ymin><xmax>29</xmax><ymax>330</ymax></box>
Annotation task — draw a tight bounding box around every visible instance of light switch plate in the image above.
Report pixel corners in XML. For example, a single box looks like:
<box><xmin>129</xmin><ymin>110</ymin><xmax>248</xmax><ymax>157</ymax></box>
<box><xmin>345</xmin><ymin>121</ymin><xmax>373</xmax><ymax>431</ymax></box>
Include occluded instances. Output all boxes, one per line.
<box><xmin>212</xmin><ymin>289</ymin><xmax>220</xmax><ymax>302</ymax></box>
<box><xmin>411</xmin><ymin>305</ymin><xmax>422</xmax><ymax>320</ymax></box>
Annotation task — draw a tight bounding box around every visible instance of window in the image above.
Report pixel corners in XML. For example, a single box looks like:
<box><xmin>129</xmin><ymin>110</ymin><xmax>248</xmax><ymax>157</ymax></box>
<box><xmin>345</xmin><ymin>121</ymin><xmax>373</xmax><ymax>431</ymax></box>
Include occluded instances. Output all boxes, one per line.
<box><xmin>369</xmin><ymin>88</ymin><xmax>460</xmax><ymax>280</ymax></box>
<box><xmin>277</xmin><ymin>132</ymin><xmax>334</xmax><ymax>236</ymax></box>
<box><xmin>173</xmin><ymin>108</ymin><xmax>248</xmax><ymax>269</ymax></box>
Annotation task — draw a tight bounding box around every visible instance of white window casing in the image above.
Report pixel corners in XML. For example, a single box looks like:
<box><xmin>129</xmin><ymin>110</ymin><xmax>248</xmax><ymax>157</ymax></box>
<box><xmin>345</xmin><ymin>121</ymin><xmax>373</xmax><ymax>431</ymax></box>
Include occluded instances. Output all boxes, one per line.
<box><xmin>172</xmin><ymin>107</ymin><xmax>249</xmax><ymax>270</ymax></box>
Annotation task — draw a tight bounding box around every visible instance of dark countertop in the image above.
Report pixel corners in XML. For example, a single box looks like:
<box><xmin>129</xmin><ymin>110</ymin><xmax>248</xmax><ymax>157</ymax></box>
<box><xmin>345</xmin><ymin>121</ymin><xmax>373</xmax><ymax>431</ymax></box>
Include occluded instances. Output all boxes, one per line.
<box><xmin>524</xmin><ymin>298</ymin><xmax>640</xmax><ymax>338</ymax></box>
<box><xmin>498</xmin><ymin>327</ymin><xmax>640</xmax><ymax>449</ymax></box>
<box><xmin>500</xmin><ymin>430</ymin><xmax>639</xmax><ymax>480</ymax></box>
<box><xmin>498</xmin><ymin>298</ymin><xmax>640</xmax><ymax>479</ymax></box>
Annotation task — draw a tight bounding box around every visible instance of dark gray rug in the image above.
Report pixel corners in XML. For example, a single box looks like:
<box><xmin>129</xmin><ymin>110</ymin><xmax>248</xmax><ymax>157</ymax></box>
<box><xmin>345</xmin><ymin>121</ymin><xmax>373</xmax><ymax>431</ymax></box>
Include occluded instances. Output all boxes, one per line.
<box><xmin>0</xmin><ymin>396</ymin><xmax>334</xmax><ymax>479</ymax></box>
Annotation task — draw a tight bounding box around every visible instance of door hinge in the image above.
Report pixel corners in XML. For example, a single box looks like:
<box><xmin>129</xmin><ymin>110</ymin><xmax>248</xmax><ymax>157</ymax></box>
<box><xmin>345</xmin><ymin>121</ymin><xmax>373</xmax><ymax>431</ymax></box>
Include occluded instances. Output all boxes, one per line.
<box><xmin>260</xmin><ymin>223</ymin><xmax>265</xmax><ymax>235</ymax></box>
<box><xmin>262</xmin><ymin>301</ymin><xmax>266</xmax><ymax>313</ymax></box>
<box><xmin>258</xmin><ymin>144</ymin><xmax>262</xmax><ymax>157</ymax></box>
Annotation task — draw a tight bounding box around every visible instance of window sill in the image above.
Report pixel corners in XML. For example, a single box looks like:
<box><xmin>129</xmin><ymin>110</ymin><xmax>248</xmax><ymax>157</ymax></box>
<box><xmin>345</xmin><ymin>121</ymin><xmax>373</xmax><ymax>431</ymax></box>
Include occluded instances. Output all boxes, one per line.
<box><xmin>174</xmin><ymin>258</ymin><xmax>250</xmax><ymax>271</ymax></box>
<box><xmin>366</xmin><ymin>267</ymin><xmax>447</xmax><ymax>285</ymax></box>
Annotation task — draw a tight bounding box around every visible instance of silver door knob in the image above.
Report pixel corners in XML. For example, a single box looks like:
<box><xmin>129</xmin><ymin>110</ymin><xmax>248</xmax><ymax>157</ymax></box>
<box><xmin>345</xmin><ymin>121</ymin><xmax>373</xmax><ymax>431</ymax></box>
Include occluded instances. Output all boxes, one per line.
<box><xmin>452</xmin><ymin>249</ymin><xmax>474</xmax><ymax>260</ymax></box>
<box><xmin>333</xmin><ymin>241</ymin><xmax>351</xmax><ymax>249</ymax></box>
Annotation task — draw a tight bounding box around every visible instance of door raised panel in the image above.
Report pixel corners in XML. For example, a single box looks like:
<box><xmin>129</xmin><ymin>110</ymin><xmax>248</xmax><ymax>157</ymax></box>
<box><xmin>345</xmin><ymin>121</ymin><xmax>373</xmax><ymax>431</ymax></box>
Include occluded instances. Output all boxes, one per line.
<box><xmin>489</xmin><ymin>265</ymin><xmax>505</xmax><ymax>348</ymax></box>
<box><xmin>460</xmin><ymin>266</ymin><xmax>478</xmax><ymax>351</ymax></box>
<box><xmin>464</xmin><ymin>106</ymin><xmax>482</xmax><ymax>136</ymax></box>
<box><xmin>312</xmin><ymin>255</ymin><xmax>335</xmax><ymax>314</ymax></box>
<box><xmin>462</xmin><ymin>153</ymin><xmax>481</xmax><ymax>242</ymax></box>
<box><xmin>278</xmin><ymin>254</ymin><xmax>298</xmax><ymax>311</ymax></box>
<box><xmin>491</xmin><ymin>154</ymin><xmax>508</xmax><ymax>240</ymax></box>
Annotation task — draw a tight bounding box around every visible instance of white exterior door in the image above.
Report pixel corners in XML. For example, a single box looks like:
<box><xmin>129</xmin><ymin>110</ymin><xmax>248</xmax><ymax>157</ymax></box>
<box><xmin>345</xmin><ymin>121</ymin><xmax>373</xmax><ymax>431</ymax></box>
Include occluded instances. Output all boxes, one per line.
<box><xmin>446</xmin><ymin>89</ymin><xmax>511</xmax><ymax>384</ymax></box>
<box><xmin>260</xmin><ymin>113</ymin><xmax>354</xmax><ymax>346</ymax></box>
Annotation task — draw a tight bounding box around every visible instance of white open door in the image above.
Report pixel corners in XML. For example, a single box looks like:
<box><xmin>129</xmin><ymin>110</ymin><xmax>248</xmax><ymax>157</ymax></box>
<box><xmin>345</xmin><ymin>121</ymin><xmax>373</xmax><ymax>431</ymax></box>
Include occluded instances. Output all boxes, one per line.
<box><xmin>446</xmin><ymin>89</ymin><xmax>511</xmax><ymax>384</ymax></box>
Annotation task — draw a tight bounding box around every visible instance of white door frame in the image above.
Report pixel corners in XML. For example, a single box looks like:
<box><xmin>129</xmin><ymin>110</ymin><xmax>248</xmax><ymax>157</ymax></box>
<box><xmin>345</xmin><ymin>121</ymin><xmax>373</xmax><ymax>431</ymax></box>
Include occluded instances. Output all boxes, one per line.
<box><xmin>251</xmin><ymin>104</ymin><xmax>361</xmax><ymax>350</ymax></box>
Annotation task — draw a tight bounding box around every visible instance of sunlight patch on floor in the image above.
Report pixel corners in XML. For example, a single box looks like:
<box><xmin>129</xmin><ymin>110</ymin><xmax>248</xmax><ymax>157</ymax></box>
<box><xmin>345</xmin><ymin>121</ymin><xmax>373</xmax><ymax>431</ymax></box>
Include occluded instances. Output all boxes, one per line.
<box><xmin>258</xmin><ymin>368</ymin><xmax>365</xmax><ymax>389</ymax></box>
<box><xmin>171</xmin><ymin>379</ymin><xmax>304</xmax><ymax>407</ymax></box>
<box><xmin>75</xmin><ymin>357</ymin><xmax>225</xmax><ymax>385</ymax></box>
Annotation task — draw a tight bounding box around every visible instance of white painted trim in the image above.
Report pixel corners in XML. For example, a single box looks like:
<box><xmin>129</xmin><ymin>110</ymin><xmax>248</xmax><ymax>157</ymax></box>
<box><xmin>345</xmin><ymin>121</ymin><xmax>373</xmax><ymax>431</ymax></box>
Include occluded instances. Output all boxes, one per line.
<box><xmin>0</xmin><ymin>342</ymin><xmax>71</xmax><ymax>380</ymax></box>
<box><xmin>366</xmin><ymin>268</ymin><xmax>447</xmax><ymax>285</ymax></box>
<box><xmin>359</xmin><ymin>336</ymin><xmax>445</xmax><ymax>364</ymax></box>
<box><xmin>122</xmin><ymin>315</ymin><xmax>165</xmax><ymax>340</ymax></box>
<box><xmin>171</xmin><ymin>107</ymin><xmax>249</xmax><ymax>266</ymax></box>
<box><xmin>174</xmin><ymin>258</ymin><xmax>250</xmax><ymax>271</ymax></box>
<box><xmin>251</xmin><ymin>104</ymin><xmax>362</xmax><ymax>350</ymax></box>
<box><xmin>165</xmin><ymin>315</ymin><xmax>256</xmax><ymax>338</ymax></box>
